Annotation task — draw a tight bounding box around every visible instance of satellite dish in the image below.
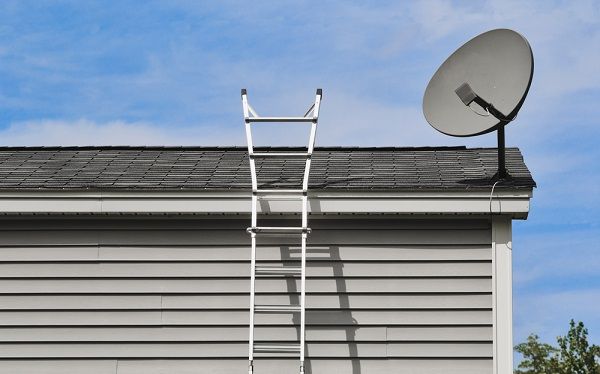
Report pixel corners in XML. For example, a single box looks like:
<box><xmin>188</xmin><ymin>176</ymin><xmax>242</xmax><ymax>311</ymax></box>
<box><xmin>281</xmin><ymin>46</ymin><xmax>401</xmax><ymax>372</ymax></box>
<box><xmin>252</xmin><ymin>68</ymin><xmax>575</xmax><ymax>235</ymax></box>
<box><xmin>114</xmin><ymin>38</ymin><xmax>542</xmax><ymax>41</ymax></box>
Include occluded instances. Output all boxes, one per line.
<box><xmin>423</xmin><ymin>28</ymin><xmax>534</xmax><ymax>179</ymax></box>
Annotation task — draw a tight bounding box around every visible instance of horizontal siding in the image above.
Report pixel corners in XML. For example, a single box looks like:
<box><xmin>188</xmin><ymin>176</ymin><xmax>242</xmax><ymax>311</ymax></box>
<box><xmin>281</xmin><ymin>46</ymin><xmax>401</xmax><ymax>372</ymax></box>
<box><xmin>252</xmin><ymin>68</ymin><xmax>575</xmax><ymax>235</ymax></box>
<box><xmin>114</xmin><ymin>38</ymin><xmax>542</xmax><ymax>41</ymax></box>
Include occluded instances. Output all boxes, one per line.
<box><xmin>0</xmin><ymin>360</ymin><xmax>117</xmax><ymax>374</ymax></box>
<box><xmin>0</xmin><ymin>262</ymin><xmax>491</xmax><ymax>278</ymax></box>
<box><xmin>0</xmin><ymin>230</ymin><xmax>489</xmax><ymax>245</ymax></box>
<box><xmin>0</xmin><ymin>294</ymin><xmax>493</xmax><ymax>309</ymax></box>
<box><xmin>0</xmin><ymin>342</ymin><xmax>492</xmax><ymax>358</ymax></box>
<box><xmin>0</xmin><ymin>278</ymin><xmax>492</xmax><ymax>294</ymax></box>
<box><xmin>0</xmin><ymin>326</ymin><xmax>492</xmax><ymax>342</ymax></box>
<box><xmin>0</xmin><ymin>217</ymin><xmax>492</xmax><ymax>373</ymax></box>
<box><xmin>0</xmin><ymin>245</ymin><xmax>492</xmax><ymax>261</ymax></box>
<box><xmin>0</xmin><ymin>359</ymin><xmax>493</xmax><ymax>374</ymax></box>
<box><xmin>0</xmin><ymin>310</ymin><xmax>492</xmax><ymax>326</ymax></box>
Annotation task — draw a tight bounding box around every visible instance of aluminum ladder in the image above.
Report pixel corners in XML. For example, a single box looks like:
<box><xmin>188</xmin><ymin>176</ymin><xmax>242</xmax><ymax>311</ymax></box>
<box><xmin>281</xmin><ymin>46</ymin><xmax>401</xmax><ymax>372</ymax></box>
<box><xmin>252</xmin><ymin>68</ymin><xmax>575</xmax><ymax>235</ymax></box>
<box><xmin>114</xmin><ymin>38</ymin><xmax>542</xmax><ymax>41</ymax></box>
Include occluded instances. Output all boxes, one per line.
<box><xmin>242</xmin><ymin>88</ymin><xmax>322</xmax><ymax>374</ymax></box>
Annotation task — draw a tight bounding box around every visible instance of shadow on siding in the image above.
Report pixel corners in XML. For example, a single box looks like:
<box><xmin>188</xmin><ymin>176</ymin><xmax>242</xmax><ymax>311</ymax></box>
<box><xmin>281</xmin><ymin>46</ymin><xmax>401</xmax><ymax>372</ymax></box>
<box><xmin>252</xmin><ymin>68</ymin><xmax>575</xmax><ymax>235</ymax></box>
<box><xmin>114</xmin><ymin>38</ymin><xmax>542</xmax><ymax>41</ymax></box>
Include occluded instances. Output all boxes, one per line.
<box><xmin>282</xmin><ymin>245</ymin><xmax>360</xmax><ymax>374</ymax></box>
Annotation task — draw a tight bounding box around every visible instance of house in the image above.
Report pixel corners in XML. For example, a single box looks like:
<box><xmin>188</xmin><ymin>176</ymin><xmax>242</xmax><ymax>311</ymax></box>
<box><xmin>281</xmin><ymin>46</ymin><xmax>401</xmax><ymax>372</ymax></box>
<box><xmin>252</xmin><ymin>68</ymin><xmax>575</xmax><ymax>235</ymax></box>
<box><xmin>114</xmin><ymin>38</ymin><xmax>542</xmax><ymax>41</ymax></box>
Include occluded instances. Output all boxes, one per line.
<box><xmin>0</xmin><ymin>145</ymin><xmax>535</xmax><ymax>374</ymax></box>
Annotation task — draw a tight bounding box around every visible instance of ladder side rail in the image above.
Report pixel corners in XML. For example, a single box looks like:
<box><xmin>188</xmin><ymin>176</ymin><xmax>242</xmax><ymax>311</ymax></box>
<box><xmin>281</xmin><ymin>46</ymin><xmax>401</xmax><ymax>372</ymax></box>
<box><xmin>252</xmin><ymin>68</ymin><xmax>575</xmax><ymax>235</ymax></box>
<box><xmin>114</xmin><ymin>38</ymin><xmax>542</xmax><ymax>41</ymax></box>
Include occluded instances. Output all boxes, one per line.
<box><xmin>311</xmin><ymin>89</ymin><xmax>323</xmax><ymax>122</ymax></box>
<box><xmin>299</xmin><ymin>232</ymin><xmax>307</xmax><ymax>374</ymax></box>
<box><xmin>242</xmin><ymin>91</ymin><xmax>259</xmax><ymax>227</ymax></box>
<box><xmin>248</xmin><ymin>233</ymin><xmax>257</xmax><ymax>371</ymax></box>
<box><xmin>242</xmin><ymin>92</ymin><xmax>257</xmax><ymax>189</ymax></box>
<box><xmin>302</xmin><ymin>122</ymin><xmax>317</xmax><ymax>198</ymax></box>
<box><xmin>242</xmin><ymin>90</ymin><xmax>258</xmax><ymax>373</ymax></box>
<box><xmin>301</xmin><ymin>91</ymin><xmax>321</xmax><ymax>197</ymax></box>
<box><xmin>299</xmin><ymin>89</ymin><xmax>321</xmax><ymax>373</ymax></box>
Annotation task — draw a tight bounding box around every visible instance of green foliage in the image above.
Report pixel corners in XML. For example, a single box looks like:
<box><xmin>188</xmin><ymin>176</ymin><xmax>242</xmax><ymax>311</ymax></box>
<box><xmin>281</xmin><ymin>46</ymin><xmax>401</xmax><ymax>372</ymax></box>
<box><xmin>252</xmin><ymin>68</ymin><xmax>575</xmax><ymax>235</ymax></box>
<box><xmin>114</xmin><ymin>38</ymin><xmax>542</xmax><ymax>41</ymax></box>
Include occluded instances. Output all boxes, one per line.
<box><xmin>515</xmin><ymin>320</ymin><xmax>600</xmax><ymax>374</ymax></box>
<box><xmin>556</xmin><ymin>320</ymin><xmax>600</xmax><ymax>374</ymax></box>
<box><xmin>515</xmin><ymin>334</ymin><xmax>561</xmax><ymax>374</ymax></box>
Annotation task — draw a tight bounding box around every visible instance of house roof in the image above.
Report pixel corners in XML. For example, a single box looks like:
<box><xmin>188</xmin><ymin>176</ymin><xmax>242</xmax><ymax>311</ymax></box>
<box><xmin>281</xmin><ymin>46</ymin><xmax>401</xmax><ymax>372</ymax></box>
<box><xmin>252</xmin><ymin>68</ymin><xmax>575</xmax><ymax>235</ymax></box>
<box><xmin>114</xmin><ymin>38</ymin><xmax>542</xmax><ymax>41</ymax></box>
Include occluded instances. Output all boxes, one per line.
<box><xmin>0</xmin><ymin>146</ymin><xmax>535</xmax><ymax>191</ymax></box>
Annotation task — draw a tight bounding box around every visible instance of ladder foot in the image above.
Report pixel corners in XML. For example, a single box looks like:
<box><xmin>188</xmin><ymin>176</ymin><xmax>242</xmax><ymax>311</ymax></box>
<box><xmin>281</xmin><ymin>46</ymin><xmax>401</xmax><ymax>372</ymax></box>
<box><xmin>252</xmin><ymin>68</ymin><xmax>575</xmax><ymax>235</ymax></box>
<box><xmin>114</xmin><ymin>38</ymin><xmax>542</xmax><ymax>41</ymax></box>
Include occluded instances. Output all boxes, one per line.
<box><xmin>299</xmin><ymin>362</ymin><xmax>305</xmax><ymax>374</ymax></box>
<box><xmin>248</xmin><ymin>360</ymin><xmax>254</xmax><ymax>374</ymax></box>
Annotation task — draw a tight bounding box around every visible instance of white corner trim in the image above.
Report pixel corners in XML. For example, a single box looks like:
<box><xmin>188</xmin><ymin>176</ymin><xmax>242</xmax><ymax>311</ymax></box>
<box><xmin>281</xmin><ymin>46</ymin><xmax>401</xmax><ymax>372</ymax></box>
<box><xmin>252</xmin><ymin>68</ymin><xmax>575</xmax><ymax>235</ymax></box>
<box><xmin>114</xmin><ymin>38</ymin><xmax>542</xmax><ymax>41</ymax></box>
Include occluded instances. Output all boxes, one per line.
<box><xmin>0</xmin><ymin>190</ymin><xmax>532</xmax><ymax>217</ymax></box>
<box><xmin>492</xmin><ymin>215</ymin><xmax>513</xmax><ymax>374</ymax></box>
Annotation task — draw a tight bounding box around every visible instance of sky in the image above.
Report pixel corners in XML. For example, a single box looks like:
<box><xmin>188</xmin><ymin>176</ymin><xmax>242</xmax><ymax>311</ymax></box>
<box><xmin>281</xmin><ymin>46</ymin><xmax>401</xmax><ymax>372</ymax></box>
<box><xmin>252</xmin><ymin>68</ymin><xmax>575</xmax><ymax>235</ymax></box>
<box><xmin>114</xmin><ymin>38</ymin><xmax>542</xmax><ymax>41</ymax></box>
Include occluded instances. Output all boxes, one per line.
<box><xmin>0</xmin><ymin>0</ymin><xmax>599</xmax><ymax>361</ymax></box>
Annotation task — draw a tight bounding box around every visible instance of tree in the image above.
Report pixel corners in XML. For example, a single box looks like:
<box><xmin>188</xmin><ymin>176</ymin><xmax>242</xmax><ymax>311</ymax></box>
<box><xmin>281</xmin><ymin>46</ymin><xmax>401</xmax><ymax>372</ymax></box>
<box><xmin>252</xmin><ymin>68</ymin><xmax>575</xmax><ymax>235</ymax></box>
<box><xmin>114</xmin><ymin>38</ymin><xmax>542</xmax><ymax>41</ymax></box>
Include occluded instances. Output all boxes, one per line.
<box><xmin>515</xmin><ymin>334</ymin><xmax>561</xmax><ymax>374</ymax></box>
<box><xmin>556</xmin><ymin>320</ymin><xmax>600</xmax><ymax>374</ymax></box>
<box><xmin>515</xmin><ymin>320</ymin><xmax>600</xmax><ymax>374</ymax></box>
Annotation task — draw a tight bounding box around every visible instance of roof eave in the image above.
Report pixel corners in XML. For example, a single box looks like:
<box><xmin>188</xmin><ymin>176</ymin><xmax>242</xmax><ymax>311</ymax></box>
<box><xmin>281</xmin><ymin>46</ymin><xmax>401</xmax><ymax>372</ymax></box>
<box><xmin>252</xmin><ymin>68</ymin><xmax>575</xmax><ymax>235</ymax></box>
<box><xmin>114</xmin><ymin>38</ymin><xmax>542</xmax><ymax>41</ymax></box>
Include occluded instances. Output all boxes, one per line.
<box><xmin>0</xmin><ymin>189</ymin><xmax>533</xmax><ymax>219</ymax></box>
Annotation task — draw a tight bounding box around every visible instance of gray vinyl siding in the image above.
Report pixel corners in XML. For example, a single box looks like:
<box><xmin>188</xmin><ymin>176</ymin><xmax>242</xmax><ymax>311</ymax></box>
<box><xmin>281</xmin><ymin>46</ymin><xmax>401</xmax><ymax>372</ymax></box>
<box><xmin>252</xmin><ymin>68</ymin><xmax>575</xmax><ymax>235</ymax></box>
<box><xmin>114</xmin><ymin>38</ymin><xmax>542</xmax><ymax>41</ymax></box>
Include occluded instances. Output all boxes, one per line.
<box><xmin>0</xmin><ymin>217</ymin><xmax>493</xmax><ymax>374</ymax></box>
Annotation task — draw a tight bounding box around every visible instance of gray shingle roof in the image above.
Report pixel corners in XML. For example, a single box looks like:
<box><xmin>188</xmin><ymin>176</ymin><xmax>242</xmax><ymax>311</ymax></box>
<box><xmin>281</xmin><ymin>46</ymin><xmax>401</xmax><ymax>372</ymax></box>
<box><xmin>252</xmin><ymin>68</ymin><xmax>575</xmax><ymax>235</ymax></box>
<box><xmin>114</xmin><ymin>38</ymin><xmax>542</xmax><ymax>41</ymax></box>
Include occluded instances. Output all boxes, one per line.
<box><xmin>0</xmin><ymin>146</ymin><xmax>535</xmax><ymax>191</ymax></box>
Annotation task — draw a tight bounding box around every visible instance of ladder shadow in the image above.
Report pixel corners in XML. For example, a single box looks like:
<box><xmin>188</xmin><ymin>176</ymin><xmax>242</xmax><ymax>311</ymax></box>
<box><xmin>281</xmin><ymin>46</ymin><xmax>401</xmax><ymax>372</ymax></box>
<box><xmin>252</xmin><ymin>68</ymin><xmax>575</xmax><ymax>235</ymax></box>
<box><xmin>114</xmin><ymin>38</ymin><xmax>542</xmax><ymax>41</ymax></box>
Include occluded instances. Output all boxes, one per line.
<box><xmin>281</xmin><ymin>245</ymin><xmax>361</xmax><ymax>374</ymax></box>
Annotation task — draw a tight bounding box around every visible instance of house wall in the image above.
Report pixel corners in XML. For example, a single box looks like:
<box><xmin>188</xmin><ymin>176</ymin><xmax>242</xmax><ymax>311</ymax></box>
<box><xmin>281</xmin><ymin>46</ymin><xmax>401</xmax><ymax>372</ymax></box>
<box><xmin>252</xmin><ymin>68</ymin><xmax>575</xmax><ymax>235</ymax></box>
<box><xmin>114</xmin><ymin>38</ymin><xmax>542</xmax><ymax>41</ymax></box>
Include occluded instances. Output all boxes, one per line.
<box><xmin>0</xmin><ymin>216</ymin><xmax>497</xmax><ymax>374</ymax></box>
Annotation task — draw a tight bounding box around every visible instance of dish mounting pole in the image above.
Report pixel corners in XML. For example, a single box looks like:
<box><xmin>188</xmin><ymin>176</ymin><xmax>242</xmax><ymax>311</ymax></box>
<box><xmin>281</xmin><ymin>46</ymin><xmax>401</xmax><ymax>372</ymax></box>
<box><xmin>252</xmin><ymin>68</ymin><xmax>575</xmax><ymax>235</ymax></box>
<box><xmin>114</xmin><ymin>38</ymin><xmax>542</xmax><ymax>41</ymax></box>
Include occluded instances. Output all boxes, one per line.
<box><xmin>496</xmin><ymin>122</ymin><xmax>508</xmax><ymax>180</ymax></box>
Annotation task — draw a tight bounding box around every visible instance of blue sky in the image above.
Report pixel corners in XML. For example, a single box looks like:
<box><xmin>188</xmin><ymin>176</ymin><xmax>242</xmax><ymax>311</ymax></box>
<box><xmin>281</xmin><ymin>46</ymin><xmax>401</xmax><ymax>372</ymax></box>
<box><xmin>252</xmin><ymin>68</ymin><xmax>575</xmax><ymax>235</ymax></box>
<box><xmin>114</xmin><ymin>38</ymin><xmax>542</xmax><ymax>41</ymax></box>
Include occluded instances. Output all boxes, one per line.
<box><xmin>0</xmin><ymin>0</ymin><xmax>599</xmax><ymax>355</ymax></box>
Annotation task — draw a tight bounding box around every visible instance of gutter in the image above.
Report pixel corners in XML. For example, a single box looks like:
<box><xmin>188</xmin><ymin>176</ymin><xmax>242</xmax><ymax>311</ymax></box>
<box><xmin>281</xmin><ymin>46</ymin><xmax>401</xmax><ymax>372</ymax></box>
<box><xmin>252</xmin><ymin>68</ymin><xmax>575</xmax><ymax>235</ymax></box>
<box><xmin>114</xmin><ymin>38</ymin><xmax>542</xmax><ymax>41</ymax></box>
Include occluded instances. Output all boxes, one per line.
<box><xmin>0</xmin><ymin>190</ymin><xmax>533</xmax><ymax>219</ymax></box>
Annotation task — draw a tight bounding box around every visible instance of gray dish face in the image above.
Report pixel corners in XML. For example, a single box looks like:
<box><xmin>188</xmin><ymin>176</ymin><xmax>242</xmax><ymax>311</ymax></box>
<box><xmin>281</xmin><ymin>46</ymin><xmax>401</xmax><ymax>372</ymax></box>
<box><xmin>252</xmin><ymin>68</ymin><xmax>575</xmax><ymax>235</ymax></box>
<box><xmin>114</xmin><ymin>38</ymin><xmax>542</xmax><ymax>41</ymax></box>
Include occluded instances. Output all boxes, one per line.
<box><xmin>423</xmin><ymin>29</ymin><xmax>534</xmax><ymax>137</ymax></box>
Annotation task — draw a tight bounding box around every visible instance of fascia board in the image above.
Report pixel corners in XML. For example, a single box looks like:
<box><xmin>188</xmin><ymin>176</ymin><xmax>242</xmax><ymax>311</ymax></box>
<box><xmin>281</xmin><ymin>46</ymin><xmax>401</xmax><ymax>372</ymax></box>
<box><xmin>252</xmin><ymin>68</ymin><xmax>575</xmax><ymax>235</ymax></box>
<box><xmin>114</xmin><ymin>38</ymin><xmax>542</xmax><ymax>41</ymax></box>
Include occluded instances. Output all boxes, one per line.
<box><xmin>0</xmin><ymin>190</ymin><xmax>532</xmax><ymax>218</ymax></box>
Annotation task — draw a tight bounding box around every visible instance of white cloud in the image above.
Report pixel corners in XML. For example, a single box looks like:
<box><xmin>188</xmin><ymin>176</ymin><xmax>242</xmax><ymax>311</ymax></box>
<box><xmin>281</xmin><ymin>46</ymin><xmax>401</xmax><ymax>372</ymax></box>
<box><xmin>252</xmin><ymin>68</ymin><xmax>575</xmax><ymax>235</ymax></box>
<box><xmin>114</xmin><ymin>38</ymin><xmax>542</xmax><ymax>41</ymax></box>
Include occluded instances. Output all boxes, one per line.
<box><xmin>317</xmin><ymin>91</ymin><xmax>482</xmax><ymax>147</ymax></box>
<box><xmin>0</xmin><ymin>96</ymin><xmax>490</xmax><ymax>148</ymax></box>
<box><xmin>0</xmin><ymin>119</ymin><xmax>245</xmax><ymax>146</ymax></box>
<box><xmin>409</xmin><ymin>0</ymin><xmax>488</xmax><ymax>42</ymax></box>
<box><xmin>326</xmin><ymin>0</ymin><xmax>599</xmax><ymax>99</ymax></box>
<box><xmin>2</xmin><ymin>0</ymin><xmax>597</xmax><ymax>149</ymax></box>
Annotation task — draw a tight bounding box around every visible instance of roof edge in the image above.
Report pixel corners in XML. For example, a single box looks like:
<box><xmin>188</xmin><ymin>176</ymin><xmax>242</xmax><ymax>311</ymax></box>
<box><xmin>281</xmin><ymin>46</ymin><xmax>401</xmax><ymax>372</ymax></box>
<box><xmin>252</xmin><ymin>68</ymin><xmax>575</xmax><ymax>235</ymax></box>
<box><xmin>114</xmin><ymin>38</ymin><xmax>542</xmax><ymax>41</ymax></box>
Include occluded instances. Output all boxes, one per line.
<box><xmin>0</xmin><ymin>189</ymin><xmax>533</xmax><ymax>219</ymax></box>
<box><xmin>0</xmin><ymin>145</ymin><xmax>478</xmax><ymax>151</ymax></box>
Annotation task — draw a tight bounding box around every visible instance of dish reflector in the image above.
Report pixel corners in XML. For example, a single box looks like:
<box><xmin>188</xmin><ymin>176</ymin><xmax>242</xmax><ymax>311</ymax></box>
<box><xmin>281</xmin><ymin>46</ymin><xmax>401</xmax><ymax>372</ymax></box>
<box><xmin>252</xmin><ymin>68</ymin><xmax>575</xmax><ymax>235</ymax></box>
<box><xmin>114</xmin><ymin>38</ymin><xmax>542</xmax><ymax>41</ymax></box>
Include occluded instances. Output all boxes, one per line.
<box><xmin>423</xmin><ymin>29</ymin><xmax>533</xmax><ymax>137</ymax></box>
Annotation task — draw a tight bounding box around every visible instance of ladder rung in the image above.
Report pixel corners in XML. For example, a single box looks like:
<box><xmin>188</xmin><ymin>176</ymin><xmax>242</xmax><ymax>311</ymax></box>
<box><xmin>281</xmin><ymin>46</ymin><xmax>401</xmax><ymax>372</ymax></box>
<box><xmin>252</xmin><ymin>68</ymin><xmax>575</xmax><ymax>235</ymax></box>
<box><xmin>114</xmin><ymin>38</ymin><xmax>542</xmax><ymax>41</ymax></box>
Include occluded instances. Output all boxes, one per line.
<box><xmin>247</xmin><ymin>117</ymin><xmax>314</xmax><ymax>123</ymax></box>
<box><xmin>247</xmin><ymin>227</ymin><xmax>311</xmax><ymax>235</ymax></box>
<box><xmin>252</xmin><ymin>152</ymin><xmax>309</xmax><ymax>158</ymax></box>
<box><xmin>253</xmin><ymin>343</ymin><xmax>301</xmax><ymax>353</ymax></box>
<box><xmin>255</xmin><ymin>265</ymin><xmax>302</xmax><ymax>275</ymax></box>
<box><xmin>254</xmin><ymin>304</ymin><xmax>301</xmax><ymax>313</ymax></box>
